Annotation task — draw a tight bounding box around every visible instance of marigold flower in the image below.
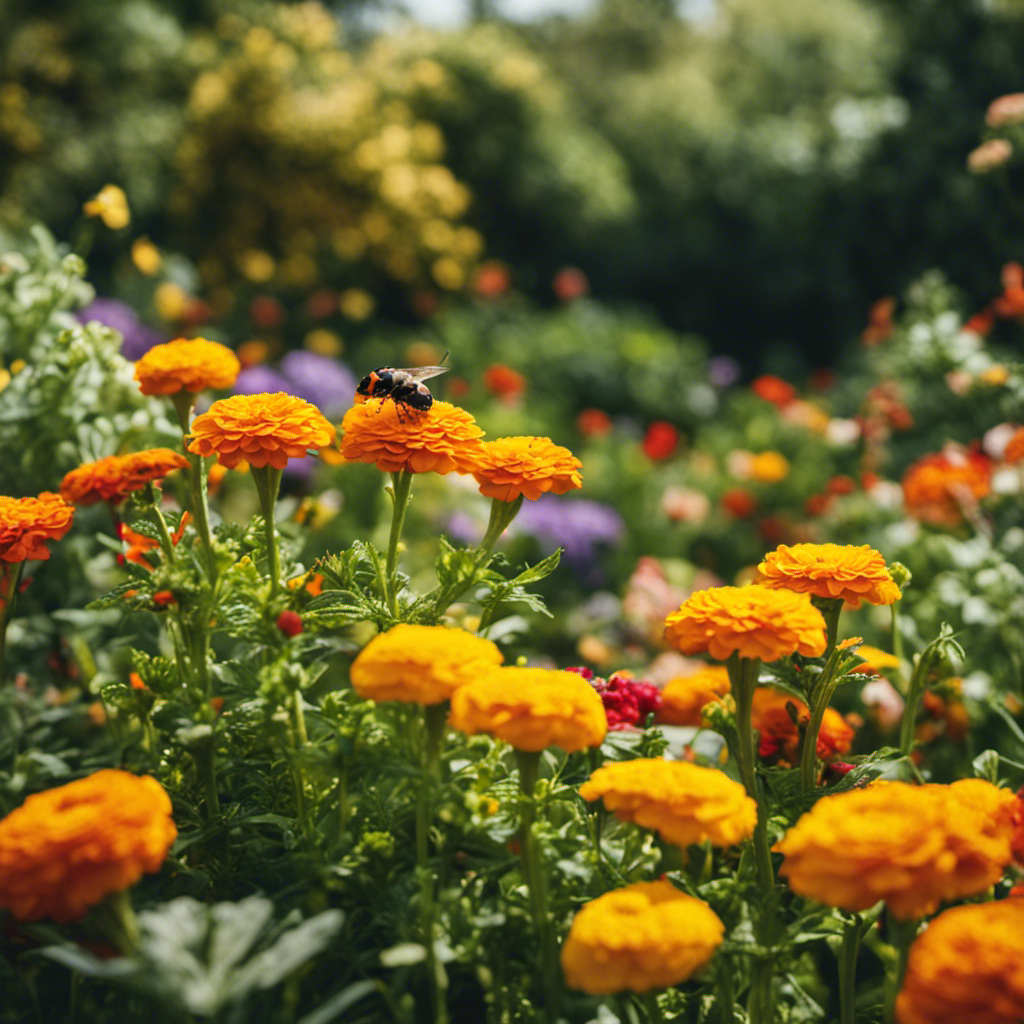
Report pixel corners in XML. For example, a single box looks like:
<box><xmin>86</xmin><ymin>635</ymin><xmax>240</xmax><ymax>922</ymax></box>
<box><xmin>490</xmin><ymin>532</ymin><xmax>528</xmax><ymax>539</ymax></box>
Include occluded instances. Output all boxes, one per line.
<box><xmin>483</xmin><ymin>363</ymin><xmax>526</xmax><ymax>399</ymax></box>
<box><xmin>896</xmin><ymin>899</ymin><xmax>1024</xmax><ymax>1024</ymax></box>
<box><xmin>664</xmin><ymin>586</ymin><xmax>826</xmax><ymax>663</ymax></box>
<box><xmin>758</xmin><ymin>542</ymin><xmax>902</xmax><ymax>608</ymax></box>
<box><xmin>722</xmin><ymin>488</ymin><xmax>757</xmax><ymax>517</ymax></box>
<box><xmin>580</xmin><ymin>759</ymin><xmax>756</xmax><ymax>848</ymax></box>
<box><xmin>1003</xmin><ymin>426</ymin><xmax>1024</xmax><ymax>464</ymax></box>
<box><xmin>188</xmin><ymin>393</ymin><xmax>336</xmax><ymax>470</ymax></box>
<box><xmin>751</xmin><ymin>686</ymin><xmax>854</xmax><ymax>765</ymax></box>
<box><xmin>775</xmin><ymin>780</ymin><xmax>1018</xmax><ymax>919</ymax></box>
<box><xmin>851</xmin><ymin>644</ymin><xmax>902</xmax><ymax>675</ymax></box>
<box><xmin>751</xmin><ymin>374</ymin><xmax>796</xmax><ymax>407</ymax></box>
<box><xmin>134</xmin><ymin>337</ymin><xmax>241</xmax><ymax>396</ymax></box>
<box><xmin>339</xmin><ymin>400</ymin><xmax>485</xmax><ymax>475</ymax></box>
<box><xmin>450</xmin><ymin>666</ymin><xmax>607</xmax><ymax>752</ymax></box>
<box><xmin>0</xmin><ymin>492</ymin><xmax>74</xmax><ymax>563</ymax></box>
<box><xmin>470</xmin><ymin>436</ymin><xmax>583</xmax><ymax>502</ymax></box>
<box><xmin>577</xmin><ymin>408</ymin><xmax>612</xmax><ymax>437</ymax></box>
<box><xmin>561</xmin><ymin>880</ymin><xmax>724</xmax><ymax>995</ymax></box>
<box><xmin>0</xmin><ymin>769</ymin><xmax>177</xmax><ymax>922</ymax></box>
<box><xmin>83</xmin><ymin>184</ymin><xmax>130</xmax><ymax>230</ymax></box>
<box><xmin>658</xmin><ymin>666</ymin><xmax>731</xmax><ymax>726</ymax></box>
<box><xmin>350</xmin><ymin>624</ymin><xmax>503</xmax><ymax>705</ymax></box>
<box><xmin>60</xmin><ymin>449</ymin><xmax>188</xmax><ymax>506</ymax></box>
<box><xmin>121</xmin><ymin>525</ymin><xmax>158</xmax><ymax>569</ymax></box>
<box><xmin>903</xmin><ymin>447</ymin><xmax>992</xmax><ymax>526</ymax></box>
<box><xmin>750</xmin><ymin>451</ymin><xmax>790</xmax><ymax>483</ymax></box>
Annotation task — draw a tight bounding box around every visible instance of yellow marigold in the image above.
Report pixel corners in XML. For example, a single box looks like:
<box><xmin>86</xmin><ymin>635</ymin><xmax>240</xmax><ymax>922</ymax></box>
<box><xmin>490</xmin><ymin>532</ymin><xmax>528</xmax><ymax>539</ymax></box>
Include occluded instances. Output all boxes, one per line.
<box><xmin>852</xmin><ymin>644</ymin><xmax>902</xmax><ymax>675</ymax></box>
<box><xmin>59</xmin><ymin>449</ymin><xmax>189</xmax><ymax>506</ymax></box>
<box><xmin>134</xmin><ymin>337</ymin><xmax>241</xmax><ymax>396</ymax></box>
<box><xmin>580</xmin><ymin>759</ymin><xmax>756</xmax><ymax>848</ymax></box>
<box><xmin>469</xmin><ymin>436</ymin><xmax>583</xmax><ymax>502</ymax></box>
<box><xmin>0</xmin><ymin>769</ymin><xmax>177</xmax><ymax>922</ymax></box>
<box><xmin>450</xmin><ymin>666</ymin><xmax>607</xmax><ymax>752</ymax></box>
<box><xmin>350</xmin><ymin>624</ymin><xmax>503</xmax><ymax>705</ymax></box>
<box><xmin>750</xmin><ymin>450</ymin><xmax>790</xmax><ymax>484</ymax></box>
<box><xmin>339</xmin><ymin>399</ymin><xmax>484</xmax><ymax>475</ymax></box>
<box><xmin>561</xmin><ymin>880</ymin><xmax>724</xmax><ymax>995</ymax></box>
<box><xmin>758</xmin><ymin>543</ymin><xmax>902</xmax><ymax>607</ymax></box>
<box><xmin>896</xmin><ymin>899</ymin><xmax>1024</xmax><ymax>1024</ymax></box>
<box><xmin>664</xmin><ymin>586</ymin><xmax>827</xmax><ymax>663</ymax></box>
<box><xmin>188</xmin><ymin>393</ymin><xmax>336</xmax><ymax>470</ymax></box>
<box><xmin>83</xmin><ymin>184</ymin><xmax>130</xmax><ymax>230</ymax></box>
<box><xmin>658</xmin><ymin>666</ymin><xmax>731</xmax><ymax>726</ymax></box>
<box><xmin>775</xmin><ymin>780</ymin><xmax>1018</xmax><ymax>920</ymax></box>
<box><xmin>0</xmin><ymin>492</ymin><xmax>74</xmax><ymax>563</ymax></box>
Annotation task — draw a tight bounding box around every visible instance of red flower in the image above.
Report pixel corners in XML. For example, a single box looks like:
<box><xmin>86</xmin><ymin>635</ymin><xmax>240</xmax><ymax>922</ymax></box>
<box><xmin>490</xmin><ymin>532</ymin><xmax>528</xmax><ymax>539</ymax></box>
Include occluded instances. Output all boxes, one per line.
<box><xmin>473</xmin><ymin>261</ymin><xmax>511</xmax><ymax>299</ymax></box>
<box><xmin>577</xmin><ymin>408</ymin><xmax>612</xmax><ymax>437</ymax></box>
<box><xmin>582</xmin><ymin>670</ymin><xmax>662</xmax><ymax>730</ymax></box>
<box><xmin>722</xmin><ymin>488</ymin><xmax>757</xmax><ymax>518</ymax></box>
<box><xmin>553</xmin><ymin>267</ymin><xmax>589</xmax><ymax>302</ymax></box>
<box><xmin>483</xmin><ymin>364</ymin><xmax>526</xmax><ymax>400</ymax></box>
<box><xmin>643</xmin><ymin>422</ymin><xmax>679</xmax><ymax>460</ymax></box>
<box><xmin>751</xmin><ymin>375</ymin><xmax>796</xmax><ymax>408</ymax></box>
<box><xmin>275</xmin><ymin>610</ymin><xmax>303</xmax><ymax>637</ymax></box>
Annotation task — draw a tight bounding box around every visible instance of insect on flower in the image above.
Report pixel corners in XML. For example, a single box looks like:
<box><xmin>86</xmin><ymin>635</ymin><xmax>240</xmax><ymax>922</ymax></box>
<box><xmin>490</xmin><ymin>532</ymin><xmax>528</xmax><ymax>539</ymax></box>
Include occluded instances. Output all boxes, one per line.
<box><xmin>355</xmin><ymin>352</ymin><xmax>450</xmax><ymax>419</ymax></box>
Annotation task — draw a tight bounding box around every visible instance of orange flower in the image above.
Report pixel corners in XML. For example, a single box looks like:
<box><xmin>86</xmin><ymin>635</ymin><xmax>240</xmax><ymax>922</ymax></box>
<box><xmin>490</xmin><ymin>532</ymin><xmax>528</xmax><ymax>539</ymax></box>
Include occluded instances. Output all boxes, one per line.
<box><xmin>750</xmin><ymin>451</ymin><xmax>789</xmax><ymax>483</ymax></box>
<box><xmin>561</xmin><ymin>881</ymin><xmax>724</xmax><ymax>995</ymax></box>
<box><xmin>121</xmin><ymin>525</ymin><xmax>159</xmax><ymax>569</ymax></box>
<box><xmin>896</xmin><ymin>899</ymin><xmax>1024</xmax><ymax>1024</ymax></box>
<box><xmin>752</xmin><ymin>375</ymin><xmax>796</xmax><ymax>407</ymax></box>
<box><xmin>483</xmin><ymin>363</ymin><xmax>526</xmax><ymax>399</ymax></box>
<box><xmin>757</xmin><ymin>543</ymin><xmax>902</xmax><ymax>608</ymax></box>
<box><xmin>664</xmin><ymin>586</ymin><xmax>826</xmax><ymax>663</ymax></box>
<box><xmin>1003</xmin><ymin>426</ymin><xmax>1024</xmax><ymax>465</ymax></box>
<box><xmin>658</xmin><ymin>666</ymin><xmax>731</xmax><ymax>726</ymax></box>
<box><xmin>188</xmin><ymin>393</ymin><xmax>336</xmax><ymax>470</ymax></box>
<box><xmin>850</xmin><ymin>644</ymin><xmax>902</xmax><ymax>676</ymax></box>
<box><xmin>902</xmin><ymin>447</ymin><xmax>992</xmax><ymax>526</ymax></box>
<box><xmin>722</xmin><ymin>488</ymin><xmax>757</xmax><ymax>517</ymax></box>
<box><xmin>60</xmin><ymin>449</ymin><xmax>189</xmax><ymax>506</ymax></box>
<box><xmin>751</xmin><ymin>686</ymin><xmax>854</xmax><ymax>765</ymax></box>
<box><xmin>0</xmin><ymin>492</ymin><xmax>74</xmax><ymax>562</ymax></box>
<box><xmin>577</xmin><ymin>408</ymin><xmax>612</xmax><ymax>437</ymax></box>
<box><xmin>133</xmin><ymin>337</ymin><xmax>241</xmax><ymax>396</ymax></box>
<box><xmin>450</xmin><ymin>666</ymin><xmax>606</xmax><ymax>752</ymax></box>
<box><xmin>470</xmin><ymin>436</ymin><xmax>583</xmax><ymax>501</ymax></box>
<box><xmin>0</xmin><ymin>770</ymin><xmax>176</xmax><ymax>922</ymax></box>
<box><xmin>339</xmin><ymin>399</ymin><xmax>484</xmax><ymax>475</ymax></box>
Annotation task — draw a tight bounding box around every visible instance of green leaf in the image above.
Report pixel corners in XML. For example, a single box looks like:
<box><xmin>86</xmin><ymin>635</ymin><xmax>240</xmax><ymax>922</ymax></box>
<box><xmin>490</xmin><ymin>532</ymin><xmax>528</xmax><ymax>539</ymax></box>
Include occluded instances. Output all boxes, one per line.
<box><xmin>295</xmin><ymin>981</ymin><xmax>378</xmax><ymax>1024</ymax></box>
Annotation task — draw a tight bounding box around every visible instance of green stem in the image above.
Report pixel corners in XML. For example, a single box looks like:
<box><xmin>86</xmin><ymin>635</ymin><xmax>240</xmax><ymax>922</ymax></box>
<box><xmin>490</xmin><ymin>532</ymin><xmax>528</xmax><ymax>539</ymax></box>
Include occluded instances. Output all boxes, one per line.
<box><xmin>839</xmin><ymin>914</ymin><xmax>862</xmax><ymax>1024</ymax></box>
<box><xmin>891</xmin><ymin>603</ymin><xmax>905</xmax><ymax>690</ymax></box>
<box><xmin>727</xmin><ymin>653</ymin><xmax>776</xmax><ymax>1023</ymax></box>
<box><xmin>799</xmin><ymin>601</ymin><xmax>845</xmax><ymax>794</ymax></box>
<box><xmin>885</xmin><ymin>917</ymin><xmax>919</xmax><ymax>1024</ymax></box>
<box><xmin>478</xmin><ymin>496</ymin><xmax>523</xmax><ymax>557</ymax></box>
<box><xmin>515</xmin><ymin>750</ymin><xmax>562</xmax><ymax>1018</ymax></box>
<box><xmin>251</xmin><ymin>466</ymin><xmax>284</xmax><ymax>597</ymax></box>
<box><xmin>717</xmin><ymin>955</ymin><xmax>736</xmax><ymax>1023</ymax></box>
<box><xmin>95</xmin><ymin>889</ymin><xmax>141</xmax><ymax>957</ymax></box>
<box><xmin>0</xmin><ymin>563</ymin><xmax>23</xmax><ymax>690</ymax></box>
<box><xmin>173</xmin><ymin>393</ymin><xmax>218</xmax><ymax>583</ymax></box>
<box><xmin>384</xmin><ymin>470</ymin><xmax>413</xmax><ymax>618</ymax></box>
<box><xmin>899</xmin><ymin>654</ymin><xmax>934</xmax><ymax>756</ymax></box>
<box><xmin>641</xmin><ymin>990</ymin><xmax>664</xmax><ymax>1024</ymax></box>
<box><xmin>291</xmin><ymin>687</ymin><xmax>309</xmax><ymax>748</ymax></box>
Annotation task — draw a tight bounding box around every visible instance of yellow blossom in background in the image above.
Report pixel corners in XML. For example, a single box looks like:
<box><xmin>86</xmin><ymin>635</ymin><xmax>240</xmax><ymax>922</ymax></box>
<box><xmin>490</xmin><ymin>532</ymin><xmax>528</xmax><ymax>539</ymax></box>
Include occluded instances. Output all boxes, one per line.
<box><xmin>658</xmin><ymin>665</ymin><xmax>731</xmax><ymax>726</ymax></box>
<box><xmin>580</xmin><ymin>759</ymin><xmax>756</xmax><ymax>848</ymax></box>
<box><xmin>350</xmin><ymin>624</ymin><xmax>503</xmax><ymax>704</ymax></box>
<box><xmin>134</xmin><ymin>337</ymin><xmax>241</xmax><ymax>396</ymax></box>
<box><xmin>561</xmin><ymin>880</ymin><xmax>724</xmax><ymax>995</ymax></box>
<box><xmin>852</xmin><ymin>644</ymin><xmax>902</xmax><ymax>675</ymax></box>
<box><xmin>305</xmin><ymin>329</ymin><xmax>343</xmax><ymax>357</ymax></box>
<box><xmin>758</xmin><ymin>543</ymin><xmax>902</xmax><ymax>608</ymax></box>
<box><xmin>0</xmin><ymin>770</ymin><xmax>176</xmax><ymax>922</ymax></box>
<box><xmin>469</xmin><ymin>436</ymin><xmax>583</xmax><ymax>502</ymax></box>
<box><xmin>664</xmin><ymin>586</ymin><xmax>827</xmax><ymax>662</ymax></box>
<box><xmin>238</xmin><ymin>249</ymin><xmax>276</xmax><ymax>283</ymax></box>
<box><xmin>83</xmin><ymin>184</ymin><xmax>130</xmax><ymax>230</ymax></box>
<box><xmin>338</xmin><ymin>288</ymin><xmax>375</xmax><ymax>320</ymax></box>
<box><xmin>750</xmin><ymin>450</ymin><xmax>789</xmax><ymax>483</ymax></box>
<box><xmin>130</xmin><ymin>237</ymin><xmax>162</xmax><ymax>275</ymax></box>
<box><xmin>896</xmin><ymin>899</ymin><xmax>1024</xmax><ymax>1024</ymax></box>
<box><xmin>450</xmin><ymin>666</ymin><xmax>607</xmax><ymax>752</ymax></box>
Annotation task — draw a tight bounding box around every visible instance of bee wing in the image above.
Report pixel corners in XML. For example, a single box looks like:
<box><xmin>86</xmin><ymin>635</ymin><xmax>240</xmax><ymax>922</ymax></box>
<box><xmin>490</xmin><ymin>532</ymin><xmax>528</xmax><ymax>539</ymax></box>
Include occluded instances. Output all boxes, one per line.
<box><xmin>397</xmin><ymin>365</ymin><xmax>451</xmax><ymax>383</ymax></box>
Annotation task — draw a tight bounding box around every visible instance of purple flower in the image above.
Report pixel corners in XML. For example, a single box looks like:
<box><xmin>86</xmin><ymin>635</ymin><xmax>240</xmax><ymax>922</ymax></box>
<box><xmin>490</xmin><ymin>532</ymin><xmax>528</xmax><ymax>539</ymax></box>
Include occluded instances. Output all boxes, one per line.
<box><xmin>515</xmin><ymin>496</ymin><xmax>623</xmax><ymax>568</ymax></box>
<box><xmin>708</xmin><ymin>356</ymin><xmax>740</xmax><ymax>389</ymax></box>
<box><xmin>77</xmin><ymin>298</ymin><xmax>165</xmax><ymax>360</ymax></box>
<box><xmin>279</xmin><ymin>351</ymin><xmax>357</xmax><ymax>417</ymax></box>
<box><xmin>445</xmin><ymin>511</ymin><xmax>484</xmax><ymax>546</ymax></box>
<box><xmin>233</xmin><ymin>365</ymin><xmax>294</xmax><ymax>396</ymax></box>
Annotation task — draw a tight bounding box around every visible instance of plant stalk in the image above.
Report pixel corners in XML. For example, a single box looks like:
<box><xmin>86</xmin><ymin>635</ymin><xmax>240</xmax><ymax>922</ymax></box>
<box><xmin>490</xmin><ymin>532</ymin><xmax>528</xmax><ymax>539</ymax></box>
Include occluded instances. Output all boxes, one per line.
<box><xmin>839</xmin><ymin>914</ymin><xmax>862</xmax><ymax>1024</ymax></box>
<box><xmin>384</xmin><ymin>470</ymin><xmax>413</xmax><ymax>617</ymax></box>
<box><xmin>251</xmin><ymin>465</ymin><xmax>284</xmax><ymax>597</ymax></box>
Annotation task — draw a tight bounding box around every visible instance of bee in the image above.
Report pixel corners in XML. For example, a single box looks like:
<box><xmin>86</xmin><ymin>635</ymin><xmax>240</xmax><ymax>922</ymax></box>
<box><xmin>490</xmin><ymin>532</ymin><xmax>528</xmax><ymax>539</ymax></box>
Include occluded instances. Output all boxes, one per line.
<box><xmin>355</xmin><ymin>352</ymin><xmax>450</xmax><ymax>418</ymax></box>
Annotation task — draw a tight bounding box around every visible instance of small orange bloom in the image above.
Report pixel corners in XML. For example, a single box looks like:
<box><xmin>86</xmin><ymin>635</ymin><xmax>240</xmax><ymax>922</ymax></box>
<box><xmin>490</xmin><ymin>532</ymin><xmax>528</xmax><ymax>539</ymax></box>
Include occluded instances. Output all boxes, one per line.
<box><xmin>60</xmin><ymin>449</ymin><xmax>188</xmax><ymax>506</ymax></box>
<box><xmin>1003</xmin><ymin>426</ymin><xmax>1024</xmax><ymax>464</ymax></box>
<box><xmin>658</xmin><ymin>666</ymin><xmax>731</xmax><ymax>726</ymax></box>
<box><xmin>902</xmin><ymin>447</ymin><xmax>992</xmax><ymax>526</ymax></box>
<box><xmin>189</xmin><ymin>393</ymin><xmax>336</xmax><ymax>470</ymax></box>
<box><xmin>750</xmin><ymin>451</ymin><xmax>789</xmax><ymax>484</ymax></box>
<box><xmin>758</xmin><ymin>543</ymin><xmax>901</xmax><ymax>608</ymax></box>
<box><xmin>751</xmin><ymin>687</ymin><xmax>854</xmax><ymax>765</ymax></box>
<box><xmin>0</xmin><ymin>493</ymin><xmax>74</xmax><ymax>563</ymax></box>
<box><xmin>121</xmin><ymin>525</ymin><xmax>158</xmax><ymax>569</ymax></box>
<box><xmin>470</xmin><ymin>436</ymin><xmax>583</xmax><ymax>502</ymax></box>
<box><xmin>339</xmin><ymin>400</ymin><xmax>485</xmax><ymax>475</ymax></box>
<box><xmin>134</xmin><ymin>337</ymin><xmax>241</xmax><ymax>396</ymax></box>
<box><xmin>722</xmin><ymin>488</ymin><xmax>757</xmax><ymax>518</ymax></box>
<box><xmin>751</xmin><ymin>375</ymin><xmax>796</xmax><ymax>407</ymax></box>
<box><xmin>861</xmin><ymin>296</ymin><xmax>896</xmax><ymax>346</ymax></box>
<box><xmin>577</xmin><ymin>408</ymin><xmax>612</xmax><ymax>437</ymax></box>
<box><xmin>483</xmin><ymin>364</ymin><xmax>526</xmax><ymax>399</ymax></box>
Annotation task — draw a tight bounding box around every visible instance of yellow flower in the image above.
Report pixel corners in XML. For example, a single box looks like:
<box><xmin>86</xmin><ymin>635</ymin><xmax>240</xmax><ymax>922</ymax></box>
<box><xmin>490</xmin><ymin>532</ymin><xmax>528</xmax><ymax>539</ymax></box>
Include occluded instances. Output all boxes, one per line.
<box><xmin>134</xmin><ymin>337</ymin><xmax>241</xmax><ymax>396</ymax></box>
<box><xmin>450</xmin><ymin>666</ymin><xmax>607</xmax><ymax>752</ymax></box>
<box><xmin>664</xmin><ymin>586</ymin><xmax>827</xmax><ymax>663</ymax></box>
<box><xmin>350</xmin><ymin>624</ymin><xmax>503</xmax><ymax>705</ymax></box>
<box><xmin>469</xmin><ymin>436</ymin><xmax>583</xmax><ymax>502</ymax></box>
<box><xmin>561</xmin><ymin>880</ymin><xmax>724</xmax><ymax>995</ymax></box>
<box><xmin>83</xmin><ymin>184</ymin><xmax>130</xmax><ymax>230</ymax></box>
<box><xmin>0</xmin><ymin>770</ymin><xmax>176</xmax><ymax>922</ymax></box>
<box><xmin>774</xmin><ymin>781</ymin><xmax>1018</xmax><ymax>920</ymax></box>
<box><xmin>896</xmin><ymin>899</ymin><xmax>1024</xmax><ymax>1024</ymax></box>
<box><xmin>852</xmin><ymin>644</ymin><xmax>902</xmax><ymax>675</ymax></box>
<box><xmin>0</xmin><ymin>492</ymin><xmax>75</xmax><ymax>563</ymax></box>
<box><xmin>758</xmin><ymin>543</ymin><xmax>902</xmax><ymax>608</ymax></box>
<box><xmin>579</xmin><ymin>759</ymin><xmax>756</xmax><ymax>848</ymax></box>
<box><xmin>130</xmin><ymin>237</ymin><xmax>162</xmax><ymax>276</ymax></box>
<box><xmin>658</xmin><ymin>666</ymin><xmax>731</xmax><ymax>726</ymax></box>
<box><xmin>339</xmin><ymin>399</ymin><xmax>485</xmax><ymax>475</ymax></box>
<box><xmin>59</xmin><ymin>449</ymin><xmax>189</xmax><ymax>506</ymax></box>
<box><xmin>750</xmin><ymin>451</ymin><xmax>789</xmax><ymax>483</ymax></box>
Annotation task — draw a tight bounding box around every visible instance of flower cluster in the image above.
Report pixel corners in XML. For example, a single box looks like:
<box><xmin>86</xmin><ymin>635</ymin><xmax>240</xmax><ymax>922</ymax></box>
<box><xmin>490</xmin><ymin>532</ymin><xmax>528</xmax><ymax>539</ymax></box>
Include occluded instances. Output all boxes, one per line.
<box><xmin>757</xmin><ymin>543</ymin><xmax>901</xmax><ymax>608</ymax></box>
<box><xmin>0</xmin><ymin>492</ymin><xmax>75</xmax><ymax>563</ymax></box>
<box><xmin>902</xmin><ymin>447</ymin><xmax>992</xmax><ymax>526</ymax></box>
<box><xmin>134</xmin><ymin>337</ymin><xmax>241</xmax><ymax>396</ymax></box>
<box><xmin>470</xmin><ymin>436</ymin><xmax>583</xmax><ymax>502</ymax></box>
<box><xmin>561</xmin><ymin>880</ymin><xmax>724</xmax><ymax>995</ymax></box>
<box><xmin>568</xmin><ymin>667</ymin><xmax>661</xmax><ymax>730</ymax></box>
<box><xmin>580</xmin><ymin>759</ymin><xmax>757</xmax><ymax>848</ymax></box>
<box><xmin>0</xmin><ymin>770</ymin><xmax>177</xmax><ymax>922</ymax></box>
<box><xmin>60</xmin><ymin>449</ymin><xmax>189</xmax><ymax>506</ymax></box>
<box><xmin>658</xmin><ymin>665</ymin><xmax>731</xmax><ymax>726</ymax></box>
<box><xmin>752</xmin><ymin>687</ymin><xmax>854</xmax><ymax>765</ymax></box>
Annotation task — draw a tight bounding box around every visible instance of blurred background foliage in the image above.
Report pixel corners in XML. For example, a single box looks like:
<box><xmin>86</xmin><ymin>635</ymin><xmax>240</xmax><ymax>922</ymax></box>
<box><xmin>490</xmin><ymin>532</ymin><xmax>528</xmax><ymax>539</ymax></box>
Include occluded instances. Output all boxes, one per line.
<box><xmin>0</xmin><ymin>0</ymin><xmax>1023</xmax><ymax>369</ymax></box>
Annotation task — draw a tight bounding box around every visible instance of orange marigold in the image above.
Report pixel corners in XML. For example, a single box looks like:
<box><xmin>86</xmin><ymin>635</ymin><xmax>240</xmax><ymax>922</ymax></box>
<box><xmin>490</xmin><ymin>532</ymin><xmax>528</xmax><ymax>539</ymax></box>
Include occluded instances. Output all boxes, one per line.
<box><xmin>60</xmin><ymin>449</ymin><xmax>189</xmax><ymax>505</ymax></box>
<box><xmin>339</xmin><ymin>399</ymin><xmax>484</xmax><ymax>475</ymax></box>
<box><xmin>350</xmin><ymin>624</ymin><xmax>503</xmax><ymax>705</ymax></box>
<box><xmin>775</xmin><ymin>780</ymin><xmax>1018</xmax><ymax>920</ymax></box>
<box><xmin>0</xmin><ymin>769</ymin><xmax>177</xmax><ymax>922</ymax></box>
<box><xmin>188</xmin><ymin>393</ymin><xmax>336</xmax><ymax>470</ymax></box>
<box><xmin>758</xmin><ymin>542</ymin><xmax>902</xmax><ymax>608</ymax></box>
<box><xmin>751</xmin><ymin>686</ymin><xmax>854</xmax><ymax>765</ymax></box>
<box><xmin>580</xmin><ymin>759</ymin><xmax>756</xmax><ymax>848</ymax></box>
<box><xmin>1003</xmin><ymin>426</ymin><xmax>1024</xmax><ymax>465</ymax></box>
<box><xmin>121</xmin><ymin>525</ymin><xmax>159</xmax><ymax>568</ymax></box>
<box><xmin>133</xmin><ymin>337</ymin><xmax>241</xmax><ymax>396</ymax></box>
<box><xmin>896</xmin><ymin>899</ymin><xmax>1024</xmax><ymax>1024</ymax></box>
<box><xmin>450</xmin><ymin>666</ymin><xmax>607</xmax><ymax>752</ymax></box>
<box><xmin>902</xmin><ymin>447</ymin><xmax>992</xmax><ymax>526</ymax></box>
<box><xmin>470</xmin><ymin>436</ymin><xmax>583</xmax><ymax>502</ymax></box>
<box><xmin>851</xmin><ymin>644</ymin><xmax>902</xmax><ymax>675</ymax></box>
<box><xmin>658</xmin><ymin>666</ymin><xmax>731</xmax><ymax>726</ymax></box>
<box><xmin>561</xmin><ymin>880</ymin><xmax>724</xmax><ymax>995</ymax></box>
<box><xmin>0</xmin><ymin>492</ymin><xmax>74</xmax><ymax>563</ymax></box>
<box><xmin>664</xmin><ymin>586</ymin><xmax>826</xmax><ymax>663</ymax></box>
